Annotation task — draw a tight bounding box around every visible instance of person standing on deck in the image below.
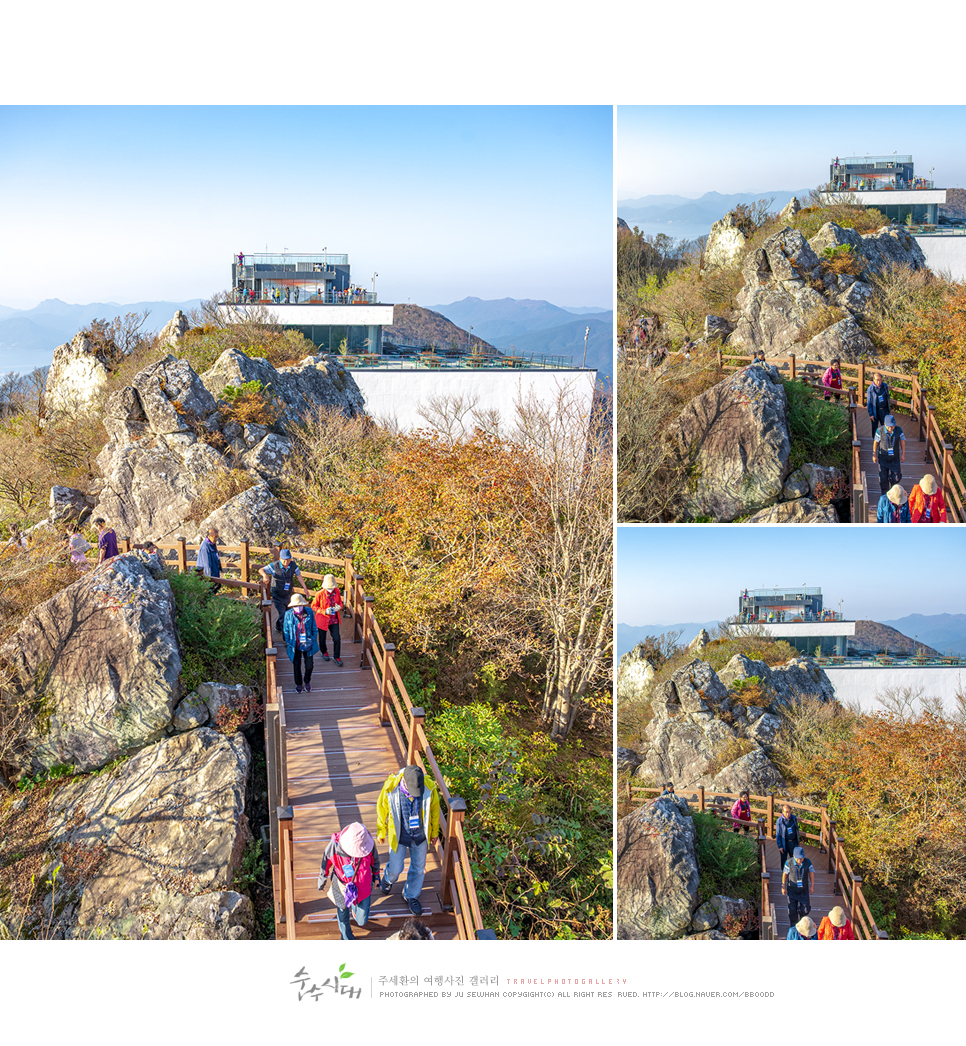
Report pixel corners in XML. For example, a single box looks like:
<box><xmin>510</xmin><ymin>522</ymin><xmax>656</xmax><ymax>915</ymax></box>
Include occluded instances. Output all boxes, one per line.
<box><xmin>312</xmin><ymin>573</ymin><xmax>344</xmax><ymax>666</ymax></box>
<box><xmin>822</xmin><ymin>357</ymin><xmax>843</xmax><ymax>402</ymax></box>
<box><xmin>874</xmin><ymin>414</ymin><xmax>905</xmax><ymax>497</ymax></box>
<box><xmin>909</xmin><ymin>474</ymin><xmax>948</xmax><ymax>523</ymax></box>
<box><xmin>377</xmin><ymin>766</ymin><xmax>440</xmax><ymax>917</ymax></box>
<box><xmin>786</xmin><ymin>915</ymin><xmax>818</xmax><ymax>941</ymax></box>
<box><xmin>818</xmin><ymin>905</ymin><xmax>856</xmax><ymax>940</ymax></box>
<box><xmin>260</xmin><ymin>549</ymin><xmax>311</xmax><ymax>636</ymax></box>
<box><xmin>867</xmin><ymin>372</ymin><xmax>891</xmax><ymax>426</ymax></box>
<box><xmin>730</xmin><ymin>790</ymin><xmax>753</xmax><ymax>834</ymax></box>
<box><xmin>93</xmin><ymin>518</ymin><xmax>119</xmax><ymax>564</ymax></box>
<box><xmin>775</xmin><ymin>803</ymin><xmax>800</xmax><ymax>874</ymax></box>
<box><xmin>317</xmin><ymin>822</ymin><xmax>380</xmax><ymax>941</ymax></box>
<box><xmin>195</xmin><ymin>527</ymin><xmax>222</xmax><ymax>580</ymax></box>
<box><xmin>782</xmin><ymin>846</ymin><xmax>815</xmax><ymax>928</ymax></box>
<box><xmin>877</xmin><ymin>484</ymin><xmax>911</xmax><ymax>523</ymax></box>
<box><xmin>283</xmin><ymin>592</ymin><xmax>319</xmax><ymax>694</ymax></box>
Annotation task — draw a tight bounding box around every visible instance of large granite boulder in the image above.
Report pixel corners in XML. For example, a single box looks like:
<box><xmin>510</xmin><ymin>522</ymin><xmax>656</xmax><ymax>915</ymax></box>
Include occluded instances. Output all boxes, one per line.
<box><xmin>745</xmin><ymin>498</ymin><xmax>839</xmax><ymax>524</ymax></box>
<box><xmin>717</xmin><ymin>652</ymin><xmax>835</xmax><ymax>708</ymax></box>
<box><xmin>94</xmin><ymin>439</ymin><xmax>228</xmax><ymax>543</ymax></box>
<box><xmin>704</xmin><ymin>211</ymin><xmax>749</xmax><ymax>269</ymax></box>
<box><xmin>42</xmin><ymin>728</ymin><xmax>252</xmax><ymax>939</ymax></box>
<box><xmin>202</xmin><ymin>348</ymin><xmax>365</xmax><ymax>429</ymax></box>
<box><xmin>617</xmin><ymin>797</ymin><xmax>700</xmax><ymax>939</ymax></box>
<box><xmin>667</xmin><ymin>365</ymin><xmax>791</xmax><ymax>521</ymax></box>
<box><xmin>801</xmin><ymin>315</ymin><xmax>873</xmax><ymax>363</ymax></box>
<box><xmin>710</xmin><ymin>748</ymin><xmax>785</xmax><ymax>794</ymax></box>
<box><xmin>616</xmin><ymin>643</ymin><xmax>658</xmax><ymax>701</ymax></box>
<box><xmin>0</xmin><ymin>552</ymin><xmax>181</xmax><ymax>776</ymax></box>
<box><xmin>807</xmin><ymin>221</ymin><xmax>927</xmax><ymax>280</ymax></box>
<box><xmin>157</xmin><ymin>309</ymin><xmax>190</xmax><ymax>349</ymax></box>
<box><xmin>692</xmin><ymin>894</ymin><xmax>757</xmax><ymax>933</ymax></box>
<box><xmin>638</xmin><ymin>714</ymin><xmax>739</xmax><ymax>786</ymax></box>
<box><xmin>131</xmin><ymin>354</ymin><xmax>218</xmax><ymax>435</ymax></box>
<box><xmin>197</xmin><ymin>481</ymin><xmax>296</xmax><ymax>547</ymax></box>
<box><xmin>45</xmin><ymin>333</ymin><xmax>112</xmax><ymax>414</ymax></box>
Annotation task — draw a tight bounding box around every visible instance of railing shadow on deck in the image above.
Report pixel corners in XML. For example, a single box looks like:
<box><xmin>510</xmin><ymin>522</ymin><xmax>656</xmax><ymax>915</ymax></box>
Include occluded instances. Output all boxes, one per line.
<box><xmin>125</xmin><ymin>536</ymin><xmax>493</xmax><ymax>941</ymax></box>
<box><xmin>625</xmin><ymin>782</ymin><xmax>887</xmax><ymax>940</ymax></box>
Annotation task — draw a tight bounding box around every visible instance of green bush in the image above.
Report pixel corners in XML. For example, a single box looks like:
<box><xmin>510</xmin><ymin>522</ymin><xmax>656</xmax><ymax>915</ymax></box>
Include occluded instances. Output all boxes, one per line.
<box><xmin>167</xmin><ymin>570</ymin><xmax>263</xmax><ymax>692</ymax></box>
<box><xmin>691</xmin><ymin>809</ymin><xmax>760</xmax><ymax>904</ymax></box>
<box><xmin>782</xmin><ymin>379</ymin><xmax>850</xmax><ymax>473</ymax></box>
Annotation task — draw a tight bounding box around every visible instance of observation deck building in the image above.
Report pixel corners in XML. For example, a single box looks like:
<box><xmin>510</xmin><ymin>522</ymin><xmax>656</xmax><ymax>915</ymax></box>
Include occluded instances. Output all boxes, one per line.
<box><xmin>737</xmin><ymin>586</ymin><xmax>854</xmax><ymax>657</ymax></box>
<box><xmin>218</xmin><ymin>251</ymin><xmax>395</xmax><ymax>355</ymax></box>
<box><xmin>826</xmin><ymin>155</ymin><xmax>945</xmax><ymax>226</ymax></box>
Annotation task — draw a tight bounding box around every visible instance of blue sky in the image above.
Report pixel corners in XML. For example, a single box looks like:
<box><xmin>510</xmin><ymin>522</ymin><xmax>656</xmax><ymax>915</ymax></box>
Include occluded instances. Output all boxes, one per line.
<box><xmin>617</xmin><ymin>106</ymin><xmax>966</xmax><ymax>198</ymax></box>
<box><xmin>0</xmin><ymin>106</ymin><xmax>613</xmax><ymax>310</ymax></box>
<box><xmin>616</xmin><ymin>527</ymin><xmax>966</xmax><ymax>624</ymax></box>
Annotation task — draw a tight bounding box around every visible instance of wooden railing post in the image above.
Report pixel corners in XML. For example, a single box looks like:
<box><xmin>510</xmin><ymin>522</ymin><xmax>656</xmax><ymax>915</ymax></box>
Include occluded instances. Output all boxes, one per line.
<box><xmin>789</xmin><ymin>352</ymin><xmax>796</xmax><ymax>381</ymax></box>
<box><xmin>343</xmin><ymin>556</ymin><xmax>354</xmax><ymax>618</ymax></box>
<box><xmin>380</xmin><ymin>644</ymin><xmax>396</xmax><ymax>724</ymax></box>
<box><xmin>925</xmin><ymin>406</ymin><xmax>937</xmax><ymax>463</ymax></box>
<box><xmin>827</xmin><ymin>819</ymin><xmax>836</xmax><ymax>872</ymax></box>
<box><xmin>767</xmin><ymin>794</ymin><xmax>775</xmax><ymax>839</ymax></box>
<box><xmin>857</xmin><ymin>360</ymin><xmax>865</xmax><ymax>398</ymax></box>
<box><xmin>911</xmin><ymin>376</ymin><xmax>920</xmax><ymax>421</ymax></box>
<box><xmin>819</xmin><ymin>808</ymin><xmax>828</xmax><ymax>854</ymax></box>
<box><xmin>176</xmin><ymin>535</ymin><xmax>188</xmax><ymax>573</ymax></box>
<box><xmin>441</xmin><ymin>797</ymin><xmax>467</xmax><ymax>908</ymax></box>
<box><xmin>353</xmin><ymin>573</ymin><xmax>366</xmax><ymax>644</ymax></box>
<box><xmin>277</xmin><ymin>805</ymin><xmax>295</xmax><ymax>935</ymax></box>
<box><xmin>239</xmin><ymin>540</ymin><xmax>250</xmax><ymax>599</ymax></box>
<box><xmin>833</xmin><ymin>838</ymin><xmax>843</xmax><ymax>894</ymax></box>
<box><xmin>360</xmin><ymin>595</ymin><xmax>374</xmax><ymax>668</ymax></box>
<box><xmin>942</xmin><ymin>443</ymin><xmax>952</xmax><ymax>490</ymax></box>
<box><xmin>697</xmin><ymin>786</ymin><xmax>705</xmax><ymax>813</ymax></box>
<box><xmin>407</xmin><ymin>707</ymin><xmax>424</xmax><ymax>765</ymax></box>
<box><xmin>120</xmin><ymin>535</ymin><xmax>131</xmax><ymax>553</ymax></box>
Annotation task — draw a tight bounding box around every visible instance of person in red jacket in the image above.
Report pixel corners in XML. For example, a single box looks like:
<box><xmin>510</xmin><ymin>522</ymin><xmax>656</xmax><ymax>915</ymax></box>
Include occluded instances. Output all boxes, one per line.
<box><xmin>822</xmin><ymin>357</ymin><xmax>843</xmax><ymax>402</ymax></box>
<box><xmin>730</xmin><ymin>791</ymin><xmax>753</xmax><ymax>834</ymax></box>
<box><xmin>818</xmin><ymin>905</ymin><xmax>855</xmax><ymax>939</ymax></box>
<box><xmin>311</xmin><ymin>573</ymin><xmax>344</xmax><ymax>666</ymax></box>
<box><xmin>909</xmin><ymin>474</ymin><xmax>948</xmax><ymax>523</ymax></box>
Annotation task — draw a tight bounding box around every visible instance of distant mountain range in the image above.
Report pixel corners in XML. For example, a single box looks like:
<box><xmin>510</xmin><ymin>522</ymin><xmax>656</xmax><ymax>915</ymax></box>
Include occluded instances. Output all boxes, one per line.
<box><xmin>617</xmin><ymin>189</ymin><xmax>813</xmax><ymax>231</ymax></box>
<box><xmin>429</xmin><ymin>297</ymin><xmax>613</xmax><ymax>379</ymax></box>
<box><xmin>0</xmin><ymin>298</ymin><xmax>202</xmax><ymax>373</ymax></box>
<box><xmin>616</xmin><ymin>613</ymin><xmax>966</xmax><ymax>662</ymax></box>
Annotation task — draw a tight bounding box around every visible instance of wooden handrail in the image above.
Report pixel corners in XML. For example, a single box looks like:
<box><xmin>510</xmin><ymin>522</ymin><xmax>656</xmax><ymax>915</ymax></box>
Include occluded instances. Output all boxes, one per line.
<box><xmin>630</xmin><ymin>783</ymin><xmax>886</xmax><ymax>939</ymax></box>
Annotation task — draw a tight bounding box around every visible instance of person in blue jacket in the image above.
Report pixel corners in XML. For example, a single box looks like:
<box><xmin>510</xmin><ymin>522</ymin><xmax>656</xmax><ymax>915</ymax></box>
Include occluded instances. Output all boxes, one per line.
<box><xmin>866</xmin><ymin>371</ymin><xmax>890</xmax><ymax>426</ymax></box>
<box><xmin>786</xmin><ymin>915</ymin><xmax>818</xmax><ymax>940</ymax></box>
<box><xmin>877</xmin><ymin>484</ymin><xmax>910</xmax><ymax>523</ymax></box>
<box><xmin>283</xmin><ymin>592</ymin><xmax>320</xmax><ymax>693</ymax></box>
<box><xmin>195</xmin><ymin>527</ymin><xmax>221</xmax><ymax>579</ymax></box>
<box><xmin>775</xmin><ymin>803</ymin><xmax>800</xmax><ymax>873</ymax></box>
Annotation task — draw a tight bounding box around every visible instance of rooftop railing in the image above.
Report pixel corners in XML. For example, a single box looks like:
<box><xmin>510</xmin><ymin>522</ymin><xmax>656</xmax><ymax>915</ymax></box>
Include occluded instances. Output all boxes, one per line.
<box><xmin>236</xmin><ymin>252</ymin><xmax>349</xmax><ymax>266</ymax></box>
<box><xmin>343</xmin><ymin>349</ymin><xmax>577</xmax><ymax>371</ymax></box>
<box><xmin>745</xmin><ymin>588</ymin><xmax>821</xmax><ymax>598</ymax></box>
<box><xmin>833</xmin><ymin>155</ymin><xmax>913</xmax><ymax>165</ymax></box>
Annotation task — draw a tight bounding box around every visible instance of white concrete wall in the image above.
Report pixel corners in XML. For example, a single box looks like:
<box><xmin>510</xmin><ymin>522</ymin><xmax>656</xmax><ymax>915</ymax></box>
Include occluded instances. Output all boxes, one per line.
<box><xmin>752</xmin><ymin>622</ymin><xmax>856</xmax><ymax>638</ymax></box>
<box><xmin>917</xmin><ymin>235</ymin><xmax>966</xmax><ymax>281</ymax></box>
<box><xmin>351</xmin><ymin>368</ymin><xmax>597</xmax><ymax>432</ymax></box>
<box><xmin>217</xmin><ymin>303</ymin><xmax>395</xmax><ymax>325</ymax></box>
<box><xmin>825</xmin><ymin>666</ymin><xmax>964</xmax><ymax>713</ymax></box>
<box><xmin>841</xmin><ymin>189</ymin><xmax>946</xmax><ymax>206</ymax></box>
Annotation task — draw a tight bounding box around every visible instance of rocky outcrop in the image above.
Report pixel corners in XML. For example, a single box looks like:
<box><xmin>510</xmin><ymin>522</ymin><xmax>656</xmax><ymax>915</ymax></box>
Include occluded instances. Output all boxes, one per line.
<box><xmin>667</xmin><ymin>365</ymin><xmax>791</xmax><ymax>521</ymax></box>
<box><xmin>157</xmin><ymin>310</ymin><xmax>190</xmax><ymax>349</ymax></box>
<box><xmin>201</xmin><ymin>348</ymin><xmax>365</xmax><ymax>428</ymax></box>
<box><xmin>616</xmin><ymin>643</ymin><xmax>658</xmax><ymax>700</ymax></box>
<box><xmin>197</xmin><ymin>481</ymin><xmax>296</xmax><ymax>547</ymax></box>
<box><xmin>46</xmin><ymin>333</ymin><xmax>111</xmax><ymax>414</ymax></box>
<box><xmin>692</xmin><ymin>894</ymin><xmax>756</xmax><ymax>934</ymax></box>
<box><xmin>704</xmin><ymin>212</ymin><xmax>749</xmax><ymax>269</ymax></box>
<box><xmin>0</xmin><ymin>552</ymin><xmax>181</xmax><ymax>776</ymax></box>
<box><xmin>49</xmin><ymin>486</ymin><xmax>94</xmax><ymax>524</ymax></box>
<box><xmin>688</xmin><ymin>628</ymin><xmax>711</xmax><ymax>652</ymax></box>
<box><xmin>717</xmin><ymin>652</ymin><xmax>836</xmax><ymax>706</ymax></box>
<box><xmin>617</xmin><ymin>797</ymin><xmax>699</xmax><ymax>939</ymax></box>
<box><xmin>801</xmin><ymin>315</ymin><xmax>872</xmax><ymax>363</ymax></box>
<box><xmin>745</xmin><ymin>498</ymin><xmax>839</xmax><ymax>524</ymax></box>
<box><xmin>808</xmin><ymin>221</ymin><xmax>926</xmax><ymax>281</ymax></box>
<box><xmin>40</xmin><ymin>728</ymin><xmax>253</xmax><ymax>939</ymax></box>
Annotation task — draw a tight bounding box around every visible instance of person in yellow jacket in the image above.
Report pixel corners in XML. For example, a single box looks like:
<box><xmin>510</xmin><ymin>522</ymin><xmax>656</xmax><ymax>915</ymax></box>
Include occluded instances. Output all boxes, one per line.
<box><xmin>376</xmin><ymin>765</ymin><xmax>440</xmax><ymax>917</ymax></box>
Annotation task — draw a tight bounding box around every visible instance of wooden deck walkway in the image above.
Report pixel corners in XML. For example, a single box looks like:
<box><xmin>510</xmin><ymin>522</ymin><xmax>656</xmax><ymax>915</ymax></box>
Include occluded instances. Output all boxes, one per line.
<box><xmin>762</xmin><ymin>838</ymin><xmax>843</xmax><ymax>939</ymax></box>
<box><xmin>272</xmin><ymin>609</ymin><xmax>459</xmax><ymax>940</ymax></box>
<box><xmin>856</xmin><ymin>409</ymin><xmax>938</xmax><ymax>523</ymax></box>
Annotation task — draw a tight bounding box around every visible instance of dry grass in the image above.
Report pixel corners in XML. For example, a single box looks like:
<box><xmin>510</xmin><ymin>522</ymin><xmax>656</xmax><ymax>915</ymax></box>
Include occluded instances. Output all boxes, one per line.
<box><xmin>184</xmin><ymin>468</ymin><xmax>257</xmax><ymax>524</ymax></box>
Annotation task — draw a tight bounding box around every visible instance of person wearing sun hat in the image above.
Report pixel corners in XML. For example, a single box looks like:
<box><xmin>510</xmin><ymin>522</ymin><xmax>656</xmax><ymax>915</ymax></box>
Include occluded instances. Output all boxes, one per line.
<box><xmin>909</xmin><ymin>473</ymin><xmax>948</xmax><ymax>523</ymax></box>
<box><xmin>283</xmin><ymin>592</ymin><xmax>319</xmax><ymax>693</ymax></box>
<box><xmin>311</xmin><ymin>573</ymin><xmax>344</xmax><ymax>666</ymax></box>
<box><xmin>317</xmin><ymin>821</ymin><xmax>380</xmax><ymax>941</ymax></box>
<box><xmin>818</xmin><ymin>905</ymin><xmax>856</xmax><ymax>940</ymax></box>
<box><xmin>376</xmin><ymin>765</ymin><xmax>440</xmax><ymax>917</ymax></box>
<box><xmin>876</xmin><ymin>483</ymin><xmax>910</xmax><ymax>523</ymax></box>
<box><xmin>786</xmin><ymin>915</ymin><xmax>818</xmax><ymax>940</ymax></box>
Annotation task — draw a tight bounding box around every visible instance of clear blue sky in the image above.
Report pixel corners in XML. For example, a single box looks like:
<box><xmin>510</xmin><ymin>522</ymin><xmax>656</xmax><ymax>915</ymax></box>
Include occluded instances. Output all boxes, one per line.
<box><xmin>616</xmin><ymin>527</ymin><xmax>966</xmax><ymax>624</ymax></box>
<box><xmin>617</xmin><ymin>106</ymin><xmax>966</xmax><ymax>198</ymax></box>
<box><xmin>0</xmin><ymin>106</ymin><xmax>613</xmax><ymax>310</ymax></box>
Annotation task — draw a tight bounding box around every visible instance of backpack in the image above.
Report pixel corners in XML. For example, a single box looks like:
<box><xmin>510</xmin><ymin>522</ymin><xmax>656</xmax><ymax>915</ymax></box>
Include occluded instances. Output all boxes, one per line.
<box><xmin>318</xmin><ymin>831</ymin><xmax>373</xmax><ymax>905</ymax></box>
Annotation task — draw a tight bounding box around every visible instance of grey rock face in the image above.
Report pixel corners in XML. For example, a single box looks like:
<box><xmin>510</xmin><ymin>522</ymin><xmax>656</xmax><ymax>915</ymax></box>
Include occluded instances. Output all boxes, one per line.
<box><xmin>704</xmin><ymin>212</ymin><xmax>748</xmax><ymax>269</ymax></box>
<box><xmin>239</xmin><ymin>433</ymin><xmax>293</xmax><ymax>483</ymax></box>
<box><xmin>717</xmin><ymin>652</ymin><xmax>835</xmax><ymax>709</ymax></box>
<box><xmin>197</xmin><ymin>481</ymin><xmax>296</xmax><ymax>547</ymax></box>
<box><xmin>202</xmin><ymin>348</ymin><xmax>365</xmax><ymax>429</ymax></box>
<box><xmin>49</xmin><ymin>486</ymin><xmax>93</xmax><ymax>523</ymax></box>
<box><xmin>617</xmin><ymin>747</ymin><xmax>643</xmax><ymax>773</ymax></box>
<box><xmin>0</xmin><ymin>553</ymin><xmax>181</xmax><ymax>776</ymax></box>
<box><xmin>639</xmin><ymin>715</ymin><xmax>738</xmax><ymax>785</ymax></box>
<box><xmin>807</xmin><ymin>221</ymin><xmax>926</xmax><ymax>279</ymax></box>
<box><xmin>157</xmin><ymin>310</ymin><xmax>190</xmax><ymax>349</ymax></box>
<box><xmin>743</xmin><ymin>711</ymin><xmax>782</xmax><ymax>746</ymax></box>
<box><xmin>617</xmin><ymin>797</ymin><xmax>700</xmax><ymax>939</ymax></box>
<box><xmin>782</xmin><ymin>469</ymin><xmax>810</xmax><ymax>500</ymax></box>
<box><xmin>46</xmin><ymin>333</ymin><xmax>111</xmax><ymax>414</ymax></box>
<box><xmin>172</xmin><ymin>691</ymin><xmax>211</xmax><ymax>731</ymax></box>
<box><xmin>668</xmin><ymin>365</ymin><xmax>791</xmax><ymax>522</ymax></box>
<box><xmin>705</xmin><ymin>315</ymin><xmax>735</xmax><ymax>342</ymax></box>
<box><xmin>800</xmin><ymin>462</ymin><xmax>846</xmax><ymax>496</ymax></box>
<box><xmin>43</xmin><ymin>729</ymin><xmax>251</xmax><ymax>939</ymax></box>
<box><xmin>710</xmin><ymin>748</ymin><xmax>785</xmax><ymax>794</ymax></box>
<box><xmin>616</xmin><ymin>643</ymin><xmax>657</xmax><ymax>701</ymax></box>
<box><xmin>132</xmin><ymin>354</ymin><xmax>217</xmax><ymax>435</ymax></box>
<box><xmin>692</xmin><ymin>894</ymin><xmax>756</xmax><ymax>933</ymax></box>
<box><xmin>801</xmin><ymin>315</ymin><xmax>873</xmax><ymax>363</ymax></box>
<box><xmin>688</xmin><ymin>628</ymin><xmax>711</xmax><ymax>652</ymax></box>
<box><xmin>745</xmin><ymin>498</ymin><xmax>839</xmax><ymax>524</ymax></box>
